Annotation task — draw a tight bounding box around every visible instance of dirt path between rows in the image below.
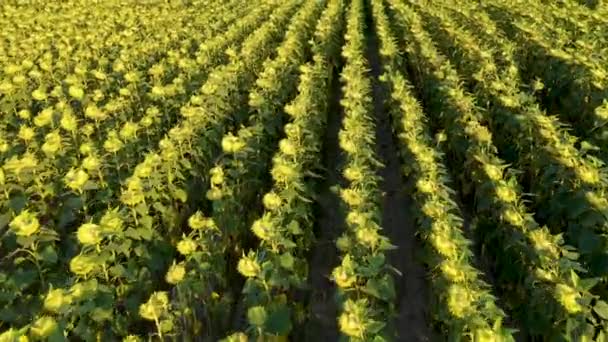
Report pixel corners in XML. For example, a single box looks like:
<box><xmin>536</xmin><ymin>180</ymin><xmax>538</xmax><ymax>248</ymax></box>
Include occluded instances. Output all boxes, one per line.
<box><xmin>303</xmin><ymin>3</ymin><xmax>433</xmax><ymax>339</ymax></box>
<box><xmin>364</xmin><ymin>2</ymin><xmax>433</xmax><ymax>340</ymax></box>
<box><xmin>302</xmin><ymin>66</ymin><xmax>344</xmax><ymax>342</ymax></box>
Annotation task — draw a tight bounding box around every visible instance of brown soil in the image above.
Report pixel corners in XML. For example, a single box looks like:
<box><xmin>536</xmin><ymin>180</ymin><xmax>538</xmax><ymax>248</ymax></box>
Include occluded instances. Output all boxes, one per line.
<box><xmin>301</xmin><ymin>3</ymin><xmax>433</xmax><ymax>341</ymax></box>
<box><xmin>301</xmin><ymin>65</ymin><xmax>344</xmax><ymax>342</ymax></box>
<box><xmin>364</xmin><ymin>4</ymin><xmax>433</xmax><ymax>340</ymax></box>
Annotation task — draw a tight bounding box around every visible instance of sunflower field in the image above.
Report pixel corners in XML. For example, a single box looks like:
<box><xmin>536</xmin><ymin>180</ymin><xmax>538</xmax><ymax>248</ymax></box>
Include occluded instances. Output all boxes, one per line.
<box><xmin>1</xmin><ymin>0</ymin><xmax>608</xmax><ymax>341</ymax></box>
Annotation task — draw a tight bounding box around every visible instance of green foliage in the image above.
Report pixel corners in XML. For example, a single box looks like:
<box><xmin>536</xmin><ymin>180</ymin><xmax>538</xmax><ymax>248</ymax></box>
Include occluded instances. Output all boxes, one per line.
<box><xmin>2</xmin><ymin>0</ymin><xmax>608</xmax><ymax>341</ymax></box>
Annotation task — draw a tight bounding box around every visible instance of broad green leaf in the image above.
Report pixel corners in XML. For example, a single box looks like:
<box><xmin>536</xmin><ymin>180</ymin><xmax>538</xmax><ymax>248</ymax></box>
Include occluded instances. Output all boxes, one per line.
<box><xmin>363</xmin><ymin>275</ymin><xmax>395</xmax><ymax>302</ymax></box>
<box><xmin>172</xmin><ymin>188</ymin><xmax>188</xmax><ymax>203</ymax></box>
<box><xmin>579</xmin><ymin>277</ymin><xmax>600</xmax><ymax>291</ymax></box>
<box><xmin>279</xmin><ymin>253</ymin><xmax>295</xmax><ymax>270</ymax></box>
<box><xmin>247</xmin><ymin>306</ymin><xmax>267</xmax><ymax>327</ymax></box>
<box><xmin>366</xmin><ymin>320</ymin><xmax>386</xmax><ymax>334</ymax></box>
<box><xmin>594</xmin><ymin>301</ymin><xmax>608</xmax><ymax>320</ymax></box>
<box><xmin>160</xmin><ymin>319</ymin><xmax>174</xmax><ymax>333</ymax></box>
<box><xmin>287</xmin><ymin>221</ymin><xmax>302</xmax><ymax>235</ymax></box>
<box><xmin>39</xmin><ymin>245</ymin><xmax>58</xmax><ymax>264</ymax></box>
<box><xmin>220</xmin><ymin>332</ymin><xmax>248</xmax><ymax>342</ymax></box>
<box><xmin>265</xmin><ymin>305</ymin><xmax>292</xmax><ymax>335</ymax></box>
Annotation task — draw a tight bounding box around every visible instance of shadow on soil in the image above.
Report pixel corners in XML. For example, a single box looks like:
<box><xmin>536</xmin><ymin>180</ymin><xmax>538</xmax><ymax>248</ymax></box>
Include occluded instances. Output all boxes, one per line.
<box><xmin>301</xmin><ymin>63</ymin><xmax>344</xmax><ymax>342</ymax></box>
<box><xmin>364</xmin><ymin>3</ymin><xmax>433</xmax><ymax>340</ymax></box>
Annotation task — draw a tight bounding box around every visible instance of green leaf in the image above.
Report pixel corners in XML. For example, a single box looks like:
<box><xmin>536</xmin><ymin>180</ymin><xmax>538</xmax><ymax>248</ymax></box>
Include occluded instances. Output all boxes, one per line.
<box><xmin>83</xmin><ymin>181</ymin><xmax>98</xmax><ymax>191</ymax></box>
<box><xmin>366</xmin><ymin>320</ymin><xmax>386</xmax><ymax>334</ymax></box>
<box><xmin>160</xmin><ymin>319</ymin><xmax>174</xmax><ymax>333</ymax></box>
<box><xmin>180</xmin><ymin>159</ymin><xmax>193</xmax><ymax>170</ymax></box>
<box><xmin>124</xmin><ymin>228</ymin><xmax>141</xmax><ymax>240</ymax></box>
<box><xmin>363</xmin><ymin>275</ymin><xmax>396</xmax><ymax>302</ymax></box>
<box><xmin>109</xmin><ymin>265</ymin><xmax>127</xmax><ymax>278</ymax></box>
<box><xmin>378</xmin><ymin>236</ymin><xmax>398</xmax><ymax>251</ymax></box>
<box><xmin>579</xmin><ymin>277</ymin><xmax>600</xmax><ymax>291</ymax></box>
<box><xmin>135</xmin><ymin>202</ymin><xmax>150</xmax><ymax>217</ymax></box>
<box><xmin>140</xmin><ymin>215</ymin><xmax>154</xmax><ymax>230</ymax></box>
<box><xmin>247</xmin><ymin>306</ymin><xmax>267</xmax><ymax>327</ymax></box>
<box><xmin>64</xmin><ymin>195</ymin><xmax>84</xmax><ymax>210</ymax></box>
<box><xmin>172</xmin><ymin>188</ymin><xmax>188</xmax><ymax>203</ymax></box>
<box><xmin>594</xmin><ymin>301</ymin><xmax>608</xmax><ymax>320</ymax></box>
<box><xmin>279</xmin><ymin>253</ymin><xmax>294</xmax><ymax>270</ymax></box>
<box><xmin>58</xmin><ymin>207</ymin><xmax>77</xmax><ymax>230</ymax></box>
<box><xmin>39</xmin><ymin>245</ymin><xmax>58</xmax><ymax>264</ymax></box>
<box><xmin>16</xmin><ymin>235</ymin><xmax>36</xmax><ymax>248</ymax></box>
<box><xmin>0</xmin><ymin>212</ymin><xmax>11</xmax><ymax>230</ymax></box>
<box><xmin>580</xmin><ymin>140</ymin><xmax>600</xmax><ymax>152</ymax></box>
<box><xmin>48</xmin><ymin>328</ymin><xmax>65</xmax><ymax>342</ymax></box>
<box><xmin>153</xmin><ymin>202</ymin><xmax>167</xmax><ymax>215</ymax></box>
<box><xmin>576</xmin><ymin>228</ymin><xmax>600</xmax><ymax>255</ymax></box>
<box><xmin>12</xmin><ymin>269</ymin><xmax>37</xmax><ymax>290</ymax></box>
<box><xmin>90</xmin><ymin>307</ymin><xmax>113</xmax><ymax>323</ymax></box>
<box><xmin>116</xmin><ymin>240</ymin><xmax>133</xmax><ymax>256</ymax></box>
<box><xmin>9</xmin><ymin>195</ymin><xmax>27</xmax><ymax>212</ymax></box>
<box><xmin>570</xmin><ymin>269</ymin><xmax>580</xmax><ymax>288</ymax></box>
<box><xmin>287</xmin><ymin>221</ymin><xmax>302</xmax><ymax>235</ymax></box>
<box><xmin>265</xmin><ymin>305</ymin><xmax>292</xmax><ymax>335</ymax></box>
<box><xmin>219</xmin><ymin>332</ymin><xmax>248</xmax><ymax>342</ymax></box>
<box><xmin>280</xmin><ymin>238</ymin><xmax>298</xmax><ymax>249</ymax></box>
<box><xmin>368</xmin><ymin>254</ymin><xmax>386</xmax><ymax>270</ymax></box>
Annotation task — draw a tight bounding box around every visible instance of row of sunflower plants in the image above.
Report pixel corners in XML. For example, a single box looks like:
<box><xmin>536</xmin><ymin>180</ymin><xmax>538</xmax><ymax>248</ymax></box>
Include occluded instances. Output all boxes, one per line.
<box><xmin>0</xmin><ymin>0</ymin><xmax>236</xmax><ymax>213</ymax></box>
<box><xmin>0</xmin><ymin>0</ymin><xmax>245</xmax><ymax>162</ymax></box>
<box><xmin>96</xmin><ymin>0</ymin><xmax>270</xmax><ymax>169</ymax></box>
<box><xmin>381</xmin><ymin>0</ymin><xmax>515</xmax><ymax>340</ymax></box>
<box><xmin>493</xmin><ymin>0</ymin><xmax>608</xmax><ymax>48</ymax></box>
<box><xmin>0</xmin><ymin>0</ymin><xmax>227</xmax><ymax>71</ymax></box>
<box><xmin>476</xmin><ymin>1</ymin><xmax>608</xmax><ymax>161</ymax></box>
<box><xmin>513</xmin><ymin>0</ymin><xmax>608</xmax><ymax>47</ymax></box>
<box><xmin>561</xmin><ymin>0</ymin><xmax>608</xmax><ymax>33</ymax></box>
<box><xmin>174</xmin><ymin>0</ymin><xmax>328</xmax><ymax>338</ymax></box>
<box><xmin>228</xmin><ymin>0</ymin><xmax>345</xmax><ymax>339</ymax></box>
<box><xmin>0</xmin><ymin>0</ymin><xmax>255</xmax><ymax>199</ymax></box>
<box><xmin>63</xmin><ymin>0</ymin><xmax>271</xmax><ymax>204</ymax></box>
<box><xmin>86</xmin><ymin>0</ymin><xmax>262</xmax><ymax>189</ymax></box>
<box><xmin>121</xmin><ymin>2</ymin><xmax>306</xmax><ymax>340</ymax></box>
<box><xmin>0</xmin><ymin>1</ymin><xmax>267</xmax><ymax>335</ymax></box>
<box><xmin>0</xmin><ymin>0</ymin><xmax>238</xmax><ymax>159</ymax></box>
<box><xmin>402</xmin><ymin>2</ymin><xmax>608</xmax><ymax>338</ymax></box>
<box><xmin>0</xmin><ymin>0</ymin><xmax>241</xmax><ymax>328</ymax></box>
<box><xmin>419</xmin><ymin>0</ymin><xmax>608</xmax><ymax>286</ymax></box>
<box><xmin>0</xmin><ymin>1</ymin><xmax>300</xmax><ymax>340</ymax></box>
<box><xmin>204</xmin><ymin>0</ymin><xmax>325</xmax><ymax>285</ymax></box>
<box><xmin>329</xmin><ymin>0</ymin><xmax>397</xmax><ymax>340</ymax></box>
<box><xmin>0</xmin><ymin>0</ymin><xmax>248</xmax><ymax>232</ymax></box>
<box><xmin>436</xmin><ymin>0</ymin><xmax>608</xmax><ymax>157</ymax></box>
<box><xmin>569</xmin><ymin>0</ymin><xmax>607</xmax><ymax>10</ymax></box>
<box><xmin>0</xmin><ymin>0</ymin><xmax>255</xmax><ymax>229</ymax></box>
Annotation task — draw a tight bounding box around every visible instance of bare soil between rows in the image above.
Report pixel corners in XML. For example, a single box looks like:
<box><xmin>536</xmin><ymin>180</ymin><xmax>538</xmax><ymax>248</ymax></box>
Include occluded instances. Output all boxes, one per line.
<box><xmin>364</xmin><ymin>4</ymin><xmax>433</xmax><ymax>340</ymax></box>
<box><xmin>301</xmin><ymin>4</ymin><xmax>433</xmax><ymax>340</ymax></box>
